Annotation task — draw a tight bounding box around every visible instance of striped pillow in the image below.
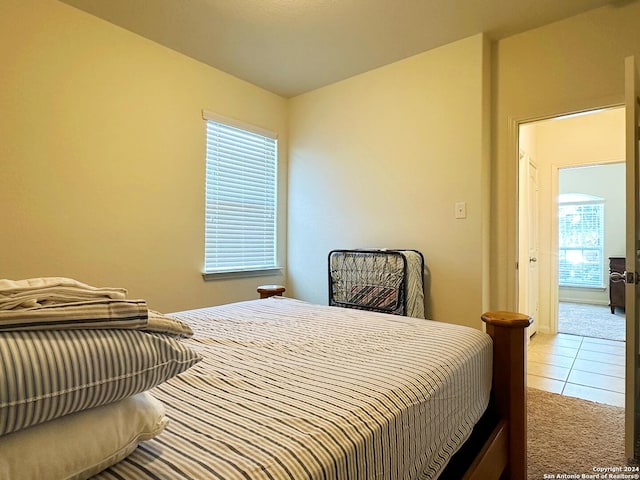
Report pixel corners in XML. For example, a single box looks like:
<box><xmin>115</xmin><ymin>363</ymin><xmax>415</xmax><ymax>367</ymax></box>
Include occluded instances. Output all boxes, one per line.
<box><xmin>0</xmin><ymin>329</ymin><xmax>201</xmax><ymax>437</ymax></box>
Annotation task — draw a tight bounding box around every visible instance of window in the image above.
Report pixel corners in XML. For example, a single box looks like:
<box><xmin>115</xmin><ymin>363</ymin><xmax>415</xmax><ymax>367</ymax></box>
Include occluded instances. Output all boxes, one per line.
<box><xmin>558</xmin><ymin>194</ymin><xmax>604</xmax><ymax>288</ymax></box>
<box><xmin>203</xmin><ymin>111</ymin><xmax>278</xmax><ymax>275</ymax></box>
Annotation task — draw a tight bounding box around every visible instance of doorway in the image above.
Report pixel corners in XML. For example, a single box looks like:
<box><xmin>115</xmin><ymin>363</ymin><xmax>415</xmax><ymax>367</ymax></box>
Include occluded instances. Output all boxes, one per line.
<box><xmin>518</xmin><ymin>106</ymin><xmax>626</xmax><ymax>407</ymax></box>
<box><xmin>557</xmin><ymin>163</ymin><xmax>626</xmax><ymax>342</ymax></box>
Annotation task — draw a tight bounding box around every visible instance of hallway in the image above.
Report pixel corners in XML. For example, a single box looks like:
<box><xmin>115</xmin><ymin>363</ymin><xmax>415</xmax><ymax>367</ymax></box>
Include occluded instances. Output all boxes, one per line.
<box><xmin>528</xmin><ymin>332</ymin><xmax>624</xmax><ymax>407</ymax></box>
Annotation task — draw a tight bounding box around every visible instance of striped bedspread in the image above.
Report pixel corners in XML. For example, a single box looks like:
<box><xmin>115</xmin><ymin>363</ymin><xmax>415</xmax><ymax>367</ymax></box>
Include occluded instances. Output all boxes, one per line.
<box><xmin>94</xmin><ymin>297</ymin><xmax>492</xmax><ymax>480</ymax></box>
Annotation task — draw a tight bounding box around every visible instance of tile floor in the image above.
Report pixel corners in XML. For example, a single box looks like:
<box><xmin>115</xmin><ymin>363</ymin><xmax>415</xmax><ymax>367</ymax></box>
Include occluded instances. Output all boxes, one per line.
<box><xmin>527</xmin><ymin>332</ymin><xmax>625</xmax><ymax>407</ymax></box>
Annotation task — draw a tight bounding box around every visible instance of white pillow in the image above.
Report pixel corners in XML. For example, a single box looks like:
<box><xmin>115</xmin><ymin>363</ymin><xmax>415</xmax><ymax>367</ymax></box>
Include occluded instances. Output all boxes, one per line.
<box><xmin>0</xmin><ymin>391</ymin><xmax>168</xmax><ymax>480</ymax></box>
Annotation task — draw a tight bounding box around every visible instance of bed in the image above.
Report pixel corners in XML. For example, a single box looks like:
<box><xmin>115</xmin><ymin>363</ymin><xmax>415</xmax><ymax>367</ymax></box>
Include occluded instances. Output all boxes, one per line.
<box><xmin>0</xmin><ymin>288</ymin><xmax>529</xmax><ymax>480</ymax></box>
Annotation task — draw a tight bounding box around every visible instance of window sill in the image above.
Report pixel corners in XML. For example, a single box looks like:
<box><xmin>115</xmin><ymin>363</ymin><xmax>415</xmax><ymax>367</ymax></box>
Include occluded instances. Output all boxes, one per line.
<box><xmin>559</xmin><ymin>285</ymin><xmax>606</xmax><ymax>291</ymax></box>
<box><xmin>202</xmin><ymin>267</ymin><xmax>284</xmax><ymax>281</ymax></box>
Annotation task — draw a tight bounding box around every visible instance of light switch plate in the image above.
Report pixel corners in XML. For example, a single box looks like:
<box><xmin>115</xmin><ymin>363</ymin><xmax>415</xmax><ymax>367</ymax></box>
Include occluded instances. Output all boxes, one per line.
<box><xmin>455</xmin><ymin>201</ymin><xmax>467</xmax><ymax>219</ymax></box>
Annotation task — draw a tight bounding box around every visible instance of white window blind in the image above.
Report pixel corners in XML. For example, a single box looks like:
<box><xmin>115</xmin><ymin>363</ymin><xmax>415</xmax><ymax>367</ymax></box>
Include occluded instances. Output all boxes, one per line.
<box><xmin>558</xmin><ymin>198</ymin><xmax>604</xmax><ymax>288</ymax></box>
<box><xmin>203</xmin><ymin>112</ymin><xmax>278</xmax><ymax>274</ymax></box>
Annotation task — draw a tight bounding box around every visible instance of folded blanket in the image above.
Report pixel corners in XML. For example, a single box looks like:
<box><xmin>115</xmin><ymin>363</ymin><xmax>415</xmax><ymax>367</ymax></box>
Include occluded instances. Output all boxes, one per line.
<box><xmin>0</xmin><ymin>277</ymin><xmax>126</xmax><ymax>310</ymax></box>
<box><xmin>0</xmin><ymin>278</ymin><xmax>197</xmax><ymax>336</ymax></box>
<box><xmin>0</xmin><ymin>299</ymin><xmax>148</xmax><ymax>331</ymax></box>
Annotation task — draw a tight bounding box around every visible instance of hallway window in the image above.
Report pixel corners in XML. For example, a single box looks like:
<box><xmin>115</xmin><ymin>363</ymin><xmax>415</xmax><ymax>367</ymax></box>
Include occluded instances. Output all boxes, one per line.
<box><xmin>558</xmin><ymin>194</ymin><xmax>604</xmax><ymax>288</ymax></box>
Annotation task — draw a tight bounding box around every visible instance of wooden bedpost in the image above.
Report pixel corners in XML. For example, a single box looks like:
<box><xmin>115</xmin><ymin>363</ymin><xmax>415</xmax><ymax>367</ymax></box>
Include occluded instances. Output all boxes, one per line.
<box><xmin>481</xmin><ymin>311</ymin><xmax>532</xmax><ymax>480</ymax></box>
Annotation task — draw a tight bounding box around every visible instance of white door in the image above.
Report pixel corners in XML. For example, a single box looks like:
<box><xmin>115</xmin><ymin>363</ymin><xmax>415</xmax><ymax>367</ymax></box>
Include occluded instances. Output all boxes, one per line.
<box><xmin>527</xmin><ymin>160</ymin><xmax>540</xmax><ymax>336</ymax></box>
<box><xmin>624</xmin><ymin>54</ymin><xmax>640</xmax><ymax>460</ymax></box>
<box><xmin>518</xmin><ymin>151</ymin><xmax>540</xmax><ymax>337</ymax></box>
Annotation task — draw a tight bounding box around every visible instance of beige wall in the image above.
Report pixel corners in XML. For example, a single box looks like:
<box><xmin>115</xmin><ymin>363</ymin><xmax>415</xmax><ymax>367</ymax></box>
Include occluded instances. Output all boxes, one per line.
<box><xmin>492</xmin><ymin>2</ymin><xmax>640</xmax><ymax>313</ymax></box>
<box><xmin>288</xmin><ymin>34</ymin><xmax>491</xmax><ymax>329</ymax></box>
<box><xmin>0</xmin><ymin>0</ymin><xmax>288</xmax><ymax>312</ymax></box>
<box><xmin>520</xmin><ymin>109</ymin><xmax>625</xmax><ymax>331</ymax></box>
<box><xmin>6</xmin><ymin>0</ymin><xmax>639</xmax><ymax>324</ymax></box>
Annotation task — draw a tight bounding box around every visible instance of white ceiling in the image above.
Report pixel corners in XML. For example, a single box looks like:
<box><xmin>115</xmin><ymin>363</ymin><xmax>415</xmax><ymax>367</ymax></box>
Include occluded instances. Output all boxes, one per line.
<box><xmin>61</xmin><ymin>0</ymin><xmax>619</xmax><ymax>98</ymax></box>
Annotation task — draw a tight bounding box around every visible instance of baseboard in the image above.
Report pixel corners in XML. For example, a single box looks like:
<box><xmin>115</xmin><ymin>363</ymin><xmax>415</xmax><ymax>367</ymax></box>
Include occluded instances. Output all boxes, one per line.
<box><xmin>558</xmin><ymin>299</ymin><xmax>609</xmax><ymax>306</ymax></box>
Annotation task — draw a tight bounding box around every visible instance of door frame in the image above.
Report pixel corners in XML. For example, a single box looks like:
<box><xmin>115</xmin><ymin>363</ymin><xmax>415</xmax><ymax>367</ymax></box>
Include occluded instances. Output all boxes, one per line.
<box><xmin>548</xmin><ymin>159</ymin><xmax>626</xmax><ymax>334</ymax></box>
<box><xmin>514</xmin><ymin>106</ymin><xmax>624</xmax><ymax>331</ymax></box>
<box><xmin>624</xmin><ymin>54</ymin><xmax>640</xmax><ymax>459</ymax></box>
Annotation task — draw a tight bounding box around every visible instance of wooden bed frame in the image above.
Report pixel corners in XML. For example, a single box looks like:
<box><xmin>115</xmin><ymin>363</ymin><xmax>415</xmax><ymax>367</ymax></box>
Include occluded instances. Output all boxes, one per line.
<box><xmin>462</xmin><ymin>311</ymin><xmax>531</xmax><ymax>480</ymax></box>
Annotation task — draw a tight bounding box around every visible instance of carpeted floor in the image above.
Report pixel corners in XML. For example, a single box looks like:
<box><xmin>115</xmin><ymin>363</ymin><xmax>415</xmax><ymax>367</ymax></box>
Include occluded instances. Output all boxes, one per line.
<box><xmin>558</xmin><ymin>302</ymin><xmax>626</xmax><ymax>341</ymax></box>
<box><xmin>528</xmin><ymin>387</ymin><xmax>636</xmax><ymax>479</ymax></box>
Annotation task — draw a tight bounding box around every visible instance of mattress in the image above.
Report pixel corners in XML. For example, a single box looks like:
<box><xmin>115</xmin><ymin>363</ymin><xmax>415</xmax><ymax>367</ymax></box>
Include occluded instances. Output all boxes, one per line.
<box><xmin>94</xmin><ymin>297</ymin><xmax>492</xmax><ymax>480</ymax></box>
